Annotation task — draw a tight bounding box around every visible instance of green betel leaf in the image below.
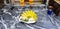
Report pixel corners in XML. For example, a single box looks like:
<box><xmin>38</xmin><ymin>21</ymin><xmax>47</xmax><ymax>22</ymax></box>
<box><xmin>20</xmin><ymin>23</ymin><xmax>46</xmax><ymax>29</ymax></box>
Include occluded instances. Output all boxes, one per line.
<box><xmin>24</xmin><ymin>19</ymin><xmax>28</xmax><ymax>22</ymax></box>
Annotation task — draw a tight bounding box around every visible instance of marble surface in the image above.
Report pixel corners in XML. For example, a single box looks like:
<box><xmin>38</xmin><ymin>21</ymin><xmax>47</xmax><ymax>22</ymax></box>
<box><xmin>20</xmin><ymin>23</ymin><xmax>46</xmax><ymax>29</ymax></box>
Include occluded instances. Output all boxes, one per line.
<box><xmin>0</xmin><ymin>5</ymin><xmax>60</xmax><ymax>29</ymax></box>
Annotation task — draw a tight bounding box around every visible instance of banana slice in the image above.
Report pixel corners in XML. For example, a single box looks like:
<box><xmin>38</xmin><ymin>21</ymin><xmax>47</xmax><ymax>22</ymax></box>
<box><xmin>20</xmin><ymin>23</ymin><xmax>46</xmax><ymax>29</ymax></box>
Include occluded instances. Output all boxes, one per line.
<box><xmin>20</xmin><ymin>10</ymin><xmax>37</xmax><ymax>23</ymax></box>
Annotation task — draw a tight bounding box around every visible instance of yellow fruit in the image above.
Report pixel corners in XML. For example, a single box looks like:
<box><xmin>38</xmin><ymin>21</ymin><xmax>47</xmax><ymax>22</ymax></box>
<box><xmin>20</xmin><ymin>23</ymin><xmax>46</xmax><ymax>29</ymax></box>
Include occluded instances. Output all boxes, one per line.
<box><xmin>20</xmin><ymin>0</ymin><xmax>24</xmax><ymax>6</ymax></box>
<box><xmin>20</xmin><ymin>10</ymin><xmax>37</xmax><ymax>23</ymax></box>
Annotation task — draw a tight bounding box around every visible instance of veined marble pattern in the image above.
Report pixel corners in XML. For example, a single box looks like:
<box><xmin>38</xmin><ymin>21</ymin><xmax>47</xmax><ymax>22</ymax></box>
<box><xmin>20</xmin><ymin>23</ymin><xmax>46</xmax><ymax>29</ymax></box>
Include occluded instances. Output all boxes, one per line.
<box><xmin>0</xmin><ymin>4</ymin><xmax>60</xmax><ymax>29</ymax></box>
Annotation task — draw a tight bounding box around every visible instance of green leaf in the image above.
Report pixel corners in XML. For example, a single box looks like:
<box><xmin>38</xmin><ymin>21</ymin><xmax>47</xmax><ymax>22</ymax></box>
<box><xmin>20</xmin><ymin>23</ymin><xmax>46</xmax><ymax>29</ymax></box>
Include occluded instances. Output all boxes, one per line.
<box><xmin>24</xmin><ymin>19</ymin><xmax>28</xmax><ymax>22</ymax></box>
